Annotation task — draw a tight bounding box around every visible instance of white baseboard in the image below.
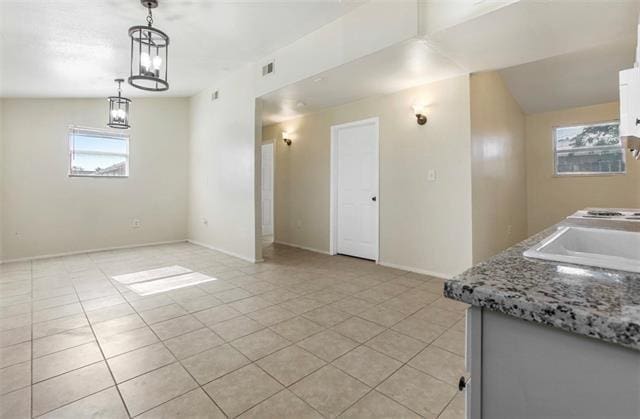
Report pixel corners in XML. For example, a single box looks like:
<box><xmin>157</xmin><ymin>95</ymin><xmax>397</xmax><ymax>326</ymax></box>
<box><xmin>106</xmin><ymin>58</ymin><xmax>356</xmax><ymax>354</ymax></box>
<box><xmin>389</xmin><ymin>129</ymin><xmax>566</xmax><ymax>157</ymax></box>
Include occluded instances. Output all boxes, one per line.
<box><xmin>0</xmin><ymin>239</ymin><xmax>454</xmax><ymax>280</ymax></box>
<box><xmin>273</xmin><ymin>240</ymin><xmax>331</xmax><ymax>255</ymax></box>
<box><xmin>0</xmin><ymin>239</ymin><xmax>189</xmax><ymax>264</ymax></box>
<box><xmin>273</xmin><ymin>241</ymin><xmax>450</xmax><ymax>279</ymax></box>
<box><xmin>376</xmin><ymin>260</ymin><xmax>452</xmax><ymax>280</ymax></box>
<box><xmin>187</xmin><ymin>240</ymin><xmax>262</xmax><ymax>263</ymax></box>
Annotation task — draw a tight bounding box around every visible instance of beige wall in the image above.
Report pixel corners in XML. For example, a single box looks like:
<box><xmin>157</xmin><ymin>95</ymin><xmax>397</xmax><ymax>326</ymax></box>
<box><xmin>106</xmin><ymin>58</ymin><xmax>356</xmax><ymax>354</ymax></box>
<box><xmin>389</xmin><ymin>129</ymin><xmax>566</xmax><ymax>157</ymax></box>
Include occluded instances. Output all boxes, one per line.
<box><xmin>263</xmin><ymin>75</ymin><xmax>473</xmax><ymax>278</ymax></box>
<box><xmin>1</xmin><ymin>98</ymin><xmax>189</xmax><ymax>261</ymax></box>
<box><xmin>470</xmin><ymin>72</ymin><xmax>527</xmax><ymax>263</ymax></box>
<box><xmin>526</xmin><ymin>101</ymin><xmax>640</xmax><ymax>234</ymax></box>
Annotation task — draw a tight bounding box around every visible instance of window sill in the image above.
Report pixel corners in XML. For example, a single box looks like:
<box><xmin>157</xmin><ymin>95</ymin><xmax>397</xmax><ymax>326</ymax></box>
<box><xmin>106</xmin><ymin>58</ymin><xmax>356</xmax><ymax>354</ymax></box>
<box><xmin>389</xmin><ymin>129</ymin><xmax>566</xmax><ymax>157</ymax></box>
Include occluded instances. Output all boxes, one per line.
<box><xmin>68</xmin><ymin>174</ymin><xmax>129</xmax><ymax>178</ymax></box>
<box><xmin>552</xmin><ymin>172</ymin><xmax>626</xmax><ymax>178</ymax></box>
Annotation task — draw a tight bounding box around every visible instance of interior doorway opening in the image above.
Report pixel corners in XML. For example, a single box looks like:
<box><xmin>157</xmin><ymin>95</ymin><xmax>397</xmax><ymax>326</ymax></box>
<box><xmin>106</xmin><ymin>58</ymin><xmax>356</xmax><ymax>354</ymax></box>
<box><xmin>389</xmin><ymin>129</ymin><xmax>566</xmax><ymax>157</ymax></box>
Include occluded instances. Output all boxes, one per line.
<box><xmin>261</xmin><ymin>142</ymin><xmax>274</xmax><ymax>246</ymax></box>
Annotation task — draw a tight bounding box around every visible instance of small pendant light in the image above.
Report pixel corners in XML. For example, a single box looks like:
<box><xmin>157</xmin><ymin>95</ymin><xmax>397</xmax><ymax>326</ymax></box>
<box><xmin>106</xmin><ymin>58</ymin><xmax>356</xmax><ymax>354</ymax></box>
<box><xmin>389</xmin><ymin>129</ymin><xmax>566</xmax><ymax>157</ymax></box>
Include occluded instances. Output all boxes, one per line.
<box><xmin>107</xmin><ymin>79</ymin><xmax>131</xmax><ymax>129</ymax></box>
<box><xmin>128</xmin><ymin>0</ymin><xmax>170</xmax><ymax>92</ymax></box>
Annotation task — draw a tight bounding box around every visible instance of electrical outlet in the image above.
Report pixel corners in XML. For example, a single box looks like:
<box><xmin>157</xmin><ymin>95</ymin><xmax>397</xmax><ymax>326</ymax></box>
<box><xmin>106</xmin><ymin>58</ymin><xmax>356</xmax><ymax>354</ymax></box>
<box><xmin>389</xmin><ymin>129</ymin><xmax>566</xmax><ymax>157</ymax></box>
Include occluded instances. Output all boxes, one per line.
<box><xmin>427</xmin><ymin>169</ymin><xmax>437</xmax><ymax>182</ymax></box>
<box><xmin>507</xmin><ymin>224</ymin><xmax>513</xmax><ymax>236</ymax></box>
<box><xmin>131</xmin><ymin>218</ymin><xmax>141</xmax><ymax>229</ymax></box>
<box><xmin>296</xmin><ymin>219</ymin><xmax>302</xmax><ymax>229</ymax></box>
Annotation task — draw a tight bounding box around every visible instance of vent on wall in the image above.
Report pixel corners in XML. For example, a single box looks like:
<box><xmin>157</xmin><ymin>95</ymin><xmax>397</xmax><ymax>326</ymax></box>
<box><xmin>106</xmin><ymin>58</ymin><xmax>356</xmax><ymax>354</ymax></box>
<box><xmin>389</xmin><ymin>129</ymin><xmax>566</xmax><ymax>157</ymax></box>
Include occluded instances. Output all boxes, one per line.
<box><xmin>211</xmin><ymin>90</ymin><xmax>219</xmax><ymax>101</ymax></box>
<box><xmin>262</xmin><ymin>60</ymin><xmax>275</xmax><ymax>76</ymax></box>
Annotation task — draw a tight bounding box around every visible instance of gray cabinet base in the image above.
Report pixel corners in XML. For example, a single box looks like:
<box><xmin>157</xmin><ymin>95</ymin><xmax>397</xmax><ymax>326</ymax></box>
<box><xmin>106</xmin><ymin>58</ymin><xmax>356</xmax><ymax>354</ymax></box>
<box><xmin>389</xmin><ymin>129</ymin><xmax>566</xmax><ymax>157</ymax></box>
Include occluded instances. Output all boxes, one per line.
<box><xmin>468</xmin><ymin>308</ymin><xmax>640</xmax><ymax>419</ymax></box>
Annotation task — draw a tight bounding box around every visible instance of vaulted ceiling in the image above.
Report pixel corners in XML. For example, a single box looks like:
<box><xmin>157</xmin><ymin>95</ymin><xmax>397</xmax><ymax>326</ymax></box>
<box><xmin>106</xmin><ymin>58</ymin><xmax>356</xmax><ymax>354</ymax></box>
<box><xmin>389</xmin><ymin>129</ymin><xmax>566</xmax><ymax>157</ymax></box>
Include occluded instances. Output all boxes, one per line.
<box><xmin>261</xmin><ymin>0</ymin><xmax>640</xmax><ymax>123</ymax></box>
<box><xmin>0</xmin><ymin>0</ymin><xmax>364</xmax><ymax>97</ymax></box>
<box><xmin>2</xmin><ymin>0</ymin><xmax>639</xmax><ymax>118</ymax></box>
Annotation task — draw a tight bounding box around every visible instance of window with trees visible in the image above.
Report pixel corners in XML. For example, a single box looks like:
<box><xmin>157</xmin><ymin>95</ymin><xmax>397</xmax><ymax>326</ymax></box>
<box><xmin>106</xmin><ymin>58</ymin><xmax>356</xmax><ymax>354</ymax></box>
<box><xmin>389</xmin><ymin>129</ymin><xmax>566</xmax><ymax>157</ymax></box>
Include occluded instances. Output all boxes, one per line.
<box><xmin>553</xmin><ymin>121</ymin><xmax>625</xmax><ymax>175</ymax></box>
<box><xmin>68</xmin><ymin>127</ymin><xmax>129</xmax><ymax>177</ymax></box>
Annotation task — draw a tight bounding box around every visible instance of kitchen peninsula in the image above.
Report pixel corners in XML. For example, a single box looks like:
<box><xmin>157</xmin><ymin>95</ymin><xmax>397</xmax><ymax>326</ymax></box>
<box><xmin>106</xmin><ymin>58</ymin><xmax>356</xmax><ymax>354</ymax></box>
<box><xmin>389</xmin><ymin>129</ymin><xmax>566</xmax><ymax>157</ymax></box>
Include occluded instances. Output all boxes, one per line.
<box><xmin>444</xmin><ymin>210</ymin><xmax>640</xmax><ymax>419</ymax></box>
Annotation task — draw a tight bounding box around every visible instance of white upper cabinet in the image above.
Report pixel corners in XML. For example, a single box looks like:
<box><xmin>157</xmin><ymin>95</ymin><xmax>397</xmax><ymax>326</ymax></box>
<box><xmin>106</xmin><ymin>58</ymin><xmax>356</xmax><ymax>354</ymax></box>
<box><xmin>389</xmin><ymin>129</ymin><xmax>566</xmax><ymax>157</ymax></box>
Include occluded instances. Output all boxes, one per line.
<box><xmin>619</xmin><ymin>67</ymin><xmax>640</xmax><ymax>139</ymax></box>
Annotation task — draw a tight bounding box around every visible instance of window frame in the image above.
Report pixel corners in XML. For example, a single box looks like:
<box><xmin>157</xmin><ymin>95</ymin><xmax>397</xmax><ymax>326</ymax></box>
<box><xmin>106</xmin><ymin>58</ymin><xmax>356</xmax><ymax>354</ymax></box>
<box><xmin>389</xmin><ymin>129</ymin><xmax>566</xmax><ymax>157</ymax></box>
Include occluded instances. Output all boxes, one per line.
<box><xmin>68</xmin><ymin>125</ymin><xmax>130</xmax><ymax>178</ymax></box>
<box><xmin>552</xmin><ymin>120</ymin><xmax>626</xmax><ymax>177</ymax></box>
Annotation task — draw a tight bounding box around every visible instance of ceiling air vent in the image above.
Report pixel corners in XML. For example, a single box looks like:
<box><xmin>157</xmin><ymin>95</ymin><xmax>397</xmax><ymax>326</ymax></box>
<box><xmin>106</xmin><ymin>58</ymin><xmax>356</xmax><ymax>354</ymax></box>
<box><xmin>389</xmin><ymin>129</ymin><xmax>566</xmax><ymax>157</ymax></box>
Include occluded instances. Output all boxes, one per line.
<box><xmin>262</xmin><ymin>60</ymin><xmax>275</xmax><ymax>76</ymax></box>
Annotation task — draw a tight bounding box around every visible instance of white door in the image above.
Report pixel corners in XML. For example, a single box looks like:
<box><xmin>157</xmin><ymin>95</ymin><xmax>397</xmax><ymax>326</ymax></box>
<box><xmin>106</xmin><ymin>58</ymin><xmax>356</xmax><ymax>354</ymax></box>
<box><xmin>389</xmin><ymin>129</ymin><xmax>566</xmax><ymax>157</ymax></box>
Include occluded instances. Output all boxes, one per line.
<box><xmin>332</xmin><ymin>119</ymin><xmax>379</xmax><ymax>260</ymax></box>
<box><xmin>261</xmin><ymin>143</ymin><xmax>274</xmax><ymax>236</ymax></box>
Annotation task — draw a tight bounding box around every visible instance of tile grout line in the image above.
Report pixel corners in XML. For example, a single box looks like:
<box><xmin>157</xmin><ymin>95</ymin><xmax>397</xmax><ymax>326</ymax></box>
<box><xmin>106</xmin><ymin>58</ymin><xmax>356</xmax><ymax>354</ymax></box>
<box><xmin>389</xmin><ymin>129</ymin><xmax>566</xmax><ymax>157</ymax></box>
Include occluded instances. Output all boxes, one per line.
<box><xmin>285</xmin><ymin>288</ymin><xmax>463</xmax><ymax>417</ymax></box>
<box><xmin>334</xmin><ymin>312</ymin><xmax>464</xmax><ymax>418</ymax></box>
<box><xmin>209</xmin><ymin>301</ymin><xmax>396</xmax><ymax>416</ymax></box>
<box><xmin>191</xmin><ymin>266</ymin><xmax>461</xmax><ymax>417</ymax></box>
<box><xmin>64</xmin><ymin>267</ymin><xmax>134</xmax><ymax>419</ymax></box>
<box><xmin>194</xmin><ymin>322</ymin><xmax>328</xmax><ymax>418</ymax></box>
<box><xmin>95</xmin><ymin>264</ymin><xmax>232</xmax><ymax>419</ymax></box>
<box><xmin>30</xmin><ymin>259</ymin><xmax>34</xmax><ymax>419</ymax></box>
<box><xmin>229</xmin><ymin>270</ymin><xmax>419</xmax><ymax>416</ymax></box>
<box><xmin>10</xmin><ymin>244</ymin><xmax>459</xmax><ymax>419</ymax></box>
<box><xmin>117</xmin><ymin>289</ymin><xmax>333</xmax><ymax>416</ymax></box>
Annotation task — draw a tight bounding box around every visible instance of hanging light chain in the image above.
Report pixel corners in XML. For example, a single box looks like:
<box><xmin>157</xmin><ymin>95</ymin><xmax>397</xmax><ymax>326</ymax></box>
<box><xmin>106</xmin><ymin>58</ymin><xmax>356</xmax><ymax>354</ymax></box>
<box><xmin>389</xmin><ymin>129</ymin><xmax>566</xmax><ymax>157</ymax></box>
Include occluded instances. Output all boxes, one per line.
<box><xmin>146</xmin><ymin>7</ymin><xmax>153</xmax><ymax>27</ymax></box>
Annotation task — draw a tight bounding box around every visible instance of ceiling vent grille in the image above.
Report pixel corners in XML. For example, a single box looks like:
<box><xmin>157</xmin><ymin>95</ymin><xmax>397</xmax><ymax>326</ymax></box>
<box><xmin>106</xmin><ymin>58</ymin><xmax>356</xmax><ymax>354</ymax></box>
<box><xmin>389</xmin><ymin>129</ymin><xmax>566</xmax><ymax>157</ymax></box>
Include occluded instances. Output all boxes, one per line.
<box><xmin>262</xmin><ymin>60</ymin><xmax>275</xmax><ymax>76</ymax></box>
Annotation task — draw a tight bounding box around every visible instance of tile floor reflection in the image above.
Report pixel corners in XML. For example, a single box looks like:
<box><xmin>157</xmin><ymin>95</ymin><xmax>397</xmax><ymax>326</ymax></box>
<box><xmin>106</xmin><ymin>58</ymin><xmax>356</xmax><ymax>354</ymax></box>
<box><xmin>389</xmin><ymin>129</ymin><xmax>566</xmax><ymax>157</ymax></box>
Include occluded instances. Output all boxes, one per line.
<box><xmin>0</xmin><ymin>241</ymin><xmax>468</xmax><ymax>418</ymax></box>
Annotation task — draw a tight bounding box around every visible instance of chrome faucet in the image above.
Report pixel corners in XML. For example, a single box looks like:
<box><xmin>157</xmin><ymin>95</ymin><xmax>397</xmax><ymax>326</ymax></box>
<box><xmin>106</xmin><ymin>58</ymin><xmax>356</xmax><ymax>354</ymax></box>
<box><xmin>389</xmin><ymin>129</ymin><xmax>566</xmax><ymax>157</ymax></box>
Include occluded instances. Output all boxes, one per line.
<box><xmin>626</xmin><ymin>137</ymin><xmax>640</xmax><ymax>160</ymax></box>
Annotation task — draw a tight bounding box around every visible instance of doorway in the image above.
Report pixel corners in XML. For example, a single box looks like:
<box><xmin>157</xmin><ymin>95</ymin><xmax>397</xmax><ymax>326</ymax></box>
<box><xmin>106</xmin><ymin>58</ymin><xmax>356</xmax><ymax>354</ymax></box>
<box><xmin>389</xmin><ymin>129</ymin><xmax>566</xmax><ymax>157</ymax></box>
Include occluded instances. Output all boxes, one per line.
<box><xmin>330</xmin><ymin>117</ymin><xmax>379</xmax><ymax>261</ymax></box>
<box><xmin>261</xmin><ymin>142</ymin><xmax>274</xmax><ymax>244</ymax></box>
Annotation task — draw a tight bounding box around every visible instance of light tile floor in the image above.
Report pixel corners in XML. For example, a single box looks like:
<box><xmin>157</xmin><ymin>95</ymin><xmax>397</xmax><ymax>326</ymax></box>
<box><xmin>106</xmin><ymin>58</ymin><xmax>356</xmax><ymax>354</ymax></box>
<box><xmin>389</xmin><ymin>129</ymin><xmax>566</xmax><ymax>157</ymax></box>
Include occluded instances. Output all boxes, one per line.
<box><xmin>0</xmin><ymin>241</ymin><xmax>468</xmax><ymax>418</ymax></box>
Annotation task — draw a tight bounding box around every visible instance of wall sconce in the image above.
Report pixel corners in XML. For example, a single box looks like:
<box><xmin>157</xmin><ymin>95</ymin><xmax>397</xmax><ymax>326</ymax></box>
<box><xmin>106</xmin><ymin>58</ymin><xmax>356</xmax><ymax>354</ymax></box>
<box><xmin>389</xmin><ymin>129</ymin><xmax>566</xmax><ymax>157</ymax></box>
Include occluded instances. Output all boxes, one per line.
<box><xmin>282</xmin><ymin>132</ymin><xmax>292</xmax><ymax>146</ymax></box>
<box><xmin>412</xmin><ymin>104</ymin><xmax>427</xmax><ymax>125</ymax></box>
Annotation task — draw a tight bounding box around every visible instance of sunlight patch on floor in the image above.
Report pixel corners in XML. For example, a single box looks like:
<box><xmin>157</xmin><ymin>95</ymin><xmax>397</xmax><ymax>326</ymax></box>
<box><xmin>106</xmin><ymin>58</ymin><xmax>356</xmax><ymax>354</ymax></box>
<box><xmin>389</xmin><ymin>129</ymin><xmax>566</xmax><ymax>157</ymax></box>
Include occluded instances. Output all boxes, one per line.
<box><xmin>111</xmin><ymin>266</ymin><xmax>217</xmax><ymax>296</ymax></box>
<box><xmin>112</xmin><ymin>265</ymin><xmax>192</xmax><ymax>284</ymax></box>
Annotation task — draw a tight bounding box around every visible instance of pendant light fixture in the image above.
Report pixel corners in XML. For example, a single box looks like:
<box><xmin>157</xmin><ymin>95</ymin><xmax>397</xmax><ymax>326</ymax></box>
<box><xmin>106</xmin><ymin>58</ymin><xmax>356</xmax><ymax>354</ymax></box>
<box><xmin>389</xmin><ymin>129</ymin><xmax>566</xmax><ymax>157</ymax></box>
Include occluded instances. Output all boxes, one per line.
<box><xmin>107</xmin><ymin>79</ymin><xmax>131</xmax><ymax>129</ymax></box>
<box><xmin>128</xmin><ymin>0</ymin><xmax>169</xmax><ymax>92</ymax></box>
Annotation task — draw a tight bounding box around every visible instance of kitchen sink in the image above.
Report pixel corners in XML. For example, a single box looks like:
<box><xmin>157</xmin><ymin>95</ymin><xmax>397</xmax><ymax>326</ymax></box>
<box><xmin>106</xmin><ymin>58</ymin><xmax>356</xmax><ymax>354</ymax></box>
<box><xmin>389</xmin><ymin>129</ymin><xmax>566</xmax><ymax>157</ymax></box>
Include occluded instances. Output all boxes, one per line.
<box><xmin>524</xmin><ymin>226</ymin><xmax>640</xmax><ymax>273</ymax></box>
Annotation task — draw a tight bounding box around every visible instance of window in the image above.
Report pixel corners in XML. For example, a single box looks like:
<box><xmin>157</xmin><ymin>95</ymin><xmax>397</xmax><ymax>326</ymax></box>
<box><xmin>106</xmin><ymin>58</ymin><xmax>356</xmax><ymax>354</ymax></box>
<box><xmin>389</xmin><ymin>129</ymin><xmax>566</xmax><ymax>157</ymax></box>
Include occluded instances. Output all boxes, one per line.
<box><xmin>68</xmin><ymin>127</ymin><xmax>129</xmax><ymax>177</ymax></box>
<box><xmin>554</xmin><ymin>121</ymin><xmax>625</xmax><ymax>176</ymax></box>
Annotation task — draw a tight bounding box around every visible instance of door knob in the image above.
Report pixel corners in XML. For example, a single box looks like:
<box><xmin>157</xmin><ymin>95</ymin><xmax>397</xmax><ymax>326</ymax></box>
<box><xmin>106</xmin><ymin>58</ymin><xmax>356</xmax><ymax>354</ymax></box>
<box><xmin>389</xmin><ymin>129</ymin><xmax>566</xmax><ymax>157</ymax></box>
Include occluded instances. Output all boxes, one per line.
<box><xmin>371</xmin><ymin>196</ymin><xmax>377</xmax><ymax>202</ymax></box>
<box><xmin>458</xmin><ymin>376</ymin><xmax>467</xmax><ymax>391</ymax></box>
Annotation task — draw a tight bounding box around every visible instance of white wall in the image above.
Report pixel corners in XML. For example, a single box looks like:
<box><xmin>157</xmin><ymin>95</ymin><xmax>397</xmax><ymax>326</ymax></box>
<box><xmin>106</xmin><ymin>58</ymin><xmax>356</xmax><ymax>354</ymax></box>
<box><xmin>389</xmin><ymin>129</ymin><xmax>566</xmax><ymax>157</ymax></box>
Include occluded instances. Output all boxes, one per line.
<box><xmin>1</xmin><ymin>4</ymin><xmax>511</xmax><ymax>266</ymax></box>
<box><xmin>255</xmin><ymin>1</ymin><xmax>418</xmax><ymax>96</ymax></box>
<box><xmin>0</xmin><ymin>99</ymin><xmax>4</xmax><ymax>260</ymax></box>
<box><xmin>263</xmin><ymin>75</ymin><xmax>473</xmax><ymax>278</ymax></box>
<box><xmin>188</xmin><ymin>64</ymin><xmax>261</xmax><ymax>262</ymax></box>
<box><xmin>419</xmin><ymin>0</ymin><xmax>518</xmax><ymax>36</ymax></box>
<box><xmin>188</xmin><ymin>4</ymin><xmax>426</xmax><ymax>263</ymax></box>
<box><xmin>1</xmin><ymin>98</ymin><xmax>189</xmax><ymax>261</ymax></box>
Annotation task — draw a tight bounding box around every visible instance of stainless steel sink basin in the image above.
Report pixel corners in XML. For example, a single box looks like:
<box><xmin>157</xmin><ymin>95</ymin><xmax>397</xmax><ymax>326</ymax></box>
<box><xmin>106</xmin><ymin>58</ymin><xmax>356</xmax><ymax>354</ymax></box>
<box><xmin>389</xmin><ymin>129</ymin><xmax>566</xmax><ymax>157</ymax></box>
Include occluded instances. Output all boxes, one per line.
<box><xmin>524</xmin><ymin>226</ymin><xmax>640</xmax><ymax>273</ymax></box>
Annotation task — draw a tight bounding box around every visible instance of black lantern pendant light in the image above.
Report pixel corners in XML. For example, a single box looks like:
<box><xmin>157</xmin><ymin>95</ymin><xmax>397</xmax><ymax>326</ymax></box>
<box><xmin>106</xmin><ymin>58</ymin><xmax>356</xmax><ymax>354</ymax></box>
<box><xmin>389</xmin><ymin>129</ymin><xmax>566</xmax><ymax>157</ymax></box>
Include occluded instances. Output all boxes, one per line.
<box><xmin>128</xmin><ymin>0</ymin><xmax>169</xmax><ymax>92</ymax></box>
<box><xmin>107</xmin><ymin>79</ymin><xmax>131</xmax><ymax>129</ymax></box>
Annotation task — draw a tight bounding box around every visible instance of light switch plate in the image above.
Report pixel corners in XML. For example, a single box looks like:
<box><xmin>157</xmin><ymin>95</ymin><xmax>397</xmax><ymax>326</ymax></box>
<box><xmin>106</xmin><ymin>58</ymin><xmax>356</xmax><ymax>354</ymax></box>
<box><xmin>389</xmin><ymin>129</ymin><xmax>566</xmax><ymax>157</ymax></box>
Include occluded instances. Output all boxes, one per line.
<box><xmin>427</xmin><ymin>169</ymin><xmax>437</xmax><ymax>181</ymax></box>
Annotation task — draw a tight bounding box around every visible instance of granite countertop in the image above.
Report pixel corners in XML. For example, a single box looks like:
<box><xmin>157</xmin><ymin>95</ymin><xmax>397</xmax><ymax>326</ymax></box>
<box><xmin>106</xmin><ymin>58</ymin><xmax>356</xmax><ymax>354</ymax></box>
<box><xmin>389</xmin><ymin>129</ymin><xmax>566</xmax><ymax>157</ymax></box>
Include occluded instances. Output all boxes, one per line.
<box><xmin>444</xmin><ymin>221</ymin><xmax>640</xmax><ymax>351</ymax></box>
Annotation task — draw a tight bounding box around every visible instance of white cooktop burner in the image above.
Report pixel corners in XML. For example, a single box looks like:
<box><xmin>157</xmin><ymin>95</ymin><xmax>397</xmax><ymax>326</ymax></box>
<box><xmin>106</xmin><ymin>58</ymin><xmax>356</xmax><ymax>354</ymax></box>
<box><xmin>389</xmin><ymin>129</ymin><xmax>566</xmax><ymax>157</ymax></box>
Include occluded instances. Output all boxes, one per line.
<box><xmin>568</xmin><ymin>208</ymin><xmax>640</xmax><ymax>222</ymax></box>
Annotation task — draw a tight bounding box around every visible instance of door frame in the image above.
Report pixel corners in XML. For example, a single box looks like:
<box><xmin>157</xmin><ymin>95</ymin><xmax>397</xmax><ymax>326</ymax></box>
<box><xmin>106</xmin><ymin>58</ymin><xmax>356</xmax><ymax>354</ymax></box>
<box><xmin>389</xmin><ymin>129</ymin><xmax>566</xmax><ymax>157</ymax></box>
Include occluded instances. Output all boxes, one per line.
<box><xmin>329</xmin><ymin>117</ymin><xmax>380</xmax><ymax>261</ymax></box>
<box><xmin>261</xmin><ymin>141</ymin><xmax>275</xmax><ymax>237</ymax></box>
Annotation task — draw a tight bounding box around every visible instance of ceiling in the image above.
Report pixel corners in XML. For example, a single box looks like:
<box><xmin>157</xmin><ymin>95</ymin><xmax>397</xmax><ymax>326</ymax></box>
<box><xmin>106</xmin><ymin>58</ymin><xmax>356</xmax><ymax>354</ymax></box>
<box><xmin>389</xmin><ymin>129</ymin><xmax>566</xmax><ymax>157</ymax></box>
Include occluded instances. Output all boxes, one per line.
<box><xmin>3</xmin><ymin>0</ymin><xmax>639</xmax><ymax>117</ymax></box>
<box><xmin>499</xmin><ymin>39</ymin><xmax>636</xmax><ymax>114</ymax></box>
<box><xmin>261</xmin><ymin>39</ymin><xmax>466</xmax><ymax>125</ymax></box>
<box><xmin>426</xmin><ymin>0</ymin><xmax>640</xmax><ymax>72</ymax></box>
<box><xmin>0</xmin><ymin>0</ymin><xmax>363</xmax><ymax>97</ymax></box>
<box><xmin>261</xmin><ymin>0</ymin><xmax>640</xmax><ymax>123</ymax></box>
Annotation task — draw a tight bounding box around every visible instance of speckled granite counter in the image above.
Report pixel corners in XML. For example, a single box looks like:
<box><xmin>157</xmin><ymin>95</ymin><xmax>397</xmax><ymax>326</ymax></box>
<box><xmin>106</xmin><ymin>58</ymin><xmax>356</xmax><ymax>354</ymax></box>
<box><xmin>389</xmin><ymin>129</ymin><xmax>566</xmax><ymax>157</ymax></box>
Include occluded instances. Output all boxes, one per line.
<box><xmin>444</xmin><ymin>222</ymin><xmax>640</xmax><ymax>351</ymax></box>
